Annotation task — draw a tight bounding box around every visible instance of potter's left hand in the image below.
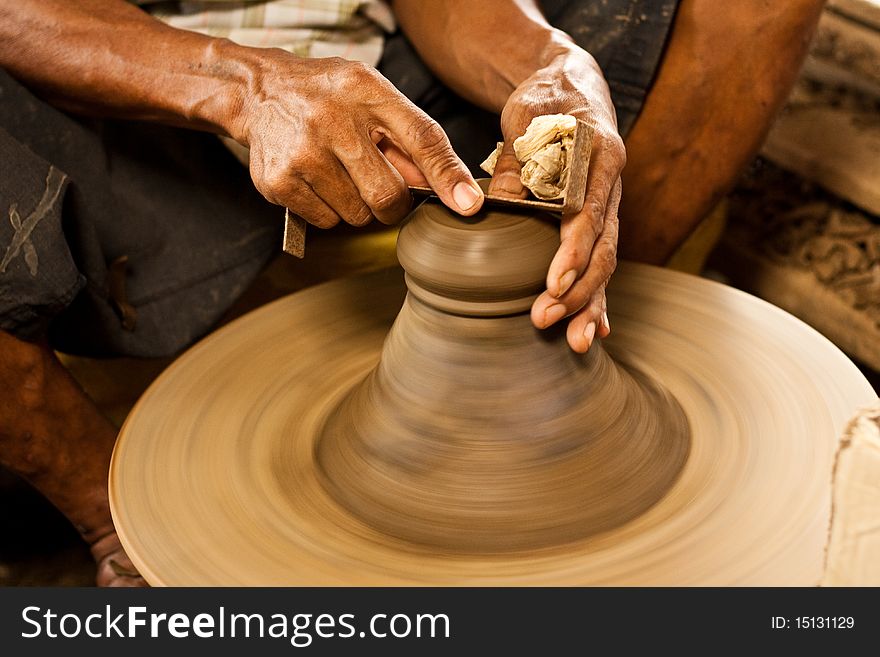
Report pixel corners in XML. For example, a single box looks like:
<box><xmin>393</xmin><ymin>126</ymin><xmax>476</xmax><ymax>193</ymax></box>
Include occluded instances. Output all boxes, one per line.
<box><xmin>489</xmin><ymin>43</ymin><xmax>624</xmax><ymax>353</ymax></box>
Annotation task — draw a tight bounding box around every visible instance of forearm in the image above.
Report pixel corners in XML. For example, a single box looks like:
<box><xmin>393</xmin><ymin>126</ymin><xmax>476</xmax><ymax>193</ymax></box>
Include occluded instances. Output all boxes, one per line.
<box><xmin>391</xmin><ymin>0</ymin><xmax>580</xmax><ymax>113</ymax></box>
<box><xmin>0</xmin><ymin>0</ymin><xmax>258</xmax><ymax>137</ymax></box>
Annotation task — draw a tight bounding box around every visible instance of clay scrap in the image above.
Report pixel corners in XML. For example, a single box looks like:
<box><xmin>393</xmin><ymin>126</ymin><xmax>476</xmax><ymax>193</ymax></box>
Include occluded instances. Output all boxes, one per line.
<box><xmin>481</xmin><ymin>113</ymin><xmax>577</xmax><ymax>200</ymax></box>
<box><xmin>822</xmin><ymin>400</ymin><xmax>880</xmax><ymax>586</ymax></box>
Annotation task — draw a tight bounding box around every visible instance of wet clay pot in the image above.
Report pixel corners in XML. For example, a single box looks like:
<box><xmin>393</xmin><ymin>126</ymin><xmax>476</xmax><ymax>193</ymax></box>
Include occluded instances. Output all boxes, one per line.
<box><xmin>316</xmin><ymin>199</ymin><xmax>691</xmax><ymax>553</ymax></box>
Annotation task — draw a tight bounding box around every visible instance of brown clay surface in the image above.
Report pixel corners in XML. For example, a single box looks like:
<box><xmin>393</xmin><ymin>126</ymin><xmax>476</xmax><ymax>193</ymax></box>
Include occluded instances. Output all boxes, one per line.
<box><xmin>317</xmin><ymin>204</ymin><xmax>689</xmax><ymax>553</ymax></box>
<box><xmin>110</xmin><ymin>202</ymin><xmax>875</xmax><ymax>585</ymax></box>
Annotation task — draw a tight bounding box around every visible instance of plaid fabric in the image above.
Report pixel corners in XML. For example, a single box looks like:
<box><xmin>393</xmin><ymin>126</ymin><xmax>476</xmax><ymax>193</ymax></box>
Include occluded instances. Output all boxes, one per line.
<box><xmin>133</xmin><ymin>1</ymin><xmax>394</xmax><ymax>64</ymax></box>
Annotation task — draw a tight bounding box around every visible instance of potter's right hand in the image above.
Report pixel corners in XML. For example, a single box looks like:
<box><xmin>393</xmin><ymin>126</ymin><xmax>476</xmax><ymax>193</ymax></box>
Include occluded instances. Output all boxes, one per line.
<box><xmin>227</xmin><ymin>52</ymin><xmax>484</xmax><ymax>227</ymax></box>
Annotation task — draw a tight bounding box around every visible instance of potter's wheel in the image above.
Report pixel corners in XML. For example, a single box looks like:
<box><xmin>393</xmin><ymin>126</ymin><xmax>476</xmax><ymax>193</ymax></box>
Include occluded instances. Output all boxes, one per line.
<box><xmin>110</xmin><ymin>204</ymin><xmax>875</xmax><ymax>586</ymax></box>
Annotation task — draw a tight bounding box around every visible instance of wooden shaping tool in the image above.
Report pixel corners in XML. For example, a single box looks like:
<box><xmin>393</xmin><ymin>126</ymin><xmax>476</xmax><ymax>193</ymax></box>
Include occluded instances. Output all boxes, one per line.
<box><xmin>282</xmin><ymin>208</ymin><xmax>307</xmax><ymax>259</ymax></box>
<box><xmin>281</xmin><ymin>118</ymin><xmax>593</xmax><ymax>257</ymax></box>
<box><xmin>410</xmin><ymin>118</ymin><xmax>592</xmax><ymax>215</ymax></box>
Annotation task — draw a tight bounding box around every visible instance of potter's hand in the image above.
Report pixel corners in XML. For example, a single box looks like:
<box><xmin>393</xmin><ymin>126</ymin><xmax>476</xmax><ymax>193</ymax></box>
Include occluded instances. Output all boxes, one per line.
<box><xmin>233</xmin><ymin>53</ymin><xmax>484</xmax><ymax>227</ymax></box>
<box><xmin>489</xmin><ymin>45</ymin><xmax>624</xmax><ymax>353</ymax></box>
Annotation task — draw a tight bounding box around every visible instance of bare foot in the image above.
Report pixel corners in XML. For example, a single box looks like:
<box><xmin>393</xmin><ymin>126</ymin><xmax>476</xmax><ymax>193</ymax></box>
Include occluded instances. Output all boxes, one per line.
<box><xmin>90</xmin><ymin>532</ymin><xmax>148</xmax><ymax>587</ymax></box>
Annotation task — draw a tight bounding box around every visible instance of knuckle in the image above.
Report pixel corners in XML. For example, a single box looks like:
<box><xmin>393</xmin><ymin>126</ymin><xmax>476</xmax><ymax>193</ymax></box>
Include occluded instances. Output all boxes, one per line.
<box><xmin>348</xmin><ymin>204</ymin><xmax>375</xmax><ymax>226</ymax></box>
<box><xmin>586</xmin><ymin>196</ymin><xmax>606</xmax><ymax>221</ymax></box>
<box><xmin>498</xmin><ymin>149</ymin><xmax>519</xmax><ymax>164</ymax></box>
<box><xmin>565</xmin><ymin>241</ymin><xmax>588</xmax><ymax>266</ymax></box>
<box><xmin>408</xmin><ymin>117</ymin><xmax>449</xmax><ymax>157</ymax></box>
<box><xmin>559</xmin><ymin>236</ymin><xmax>590</xmax><ymax>262</ymax></box>
<box><xmin>256</xmin><ymin>168</ymin><xmax>289</xmax><ymax>197</ymax></box>
<box><xmin>334</xmin><ymin>57</ymin><xmax>361</xmax><ymax>74</ymax></box>
<box><xmin>311</xmin><ymin>212</ymin><xmax>340</xmax><ymax>229</ymax></box>
<box><xmin>324</xmin><ymin>56</ymin><xmax>347</xmax><ymax>70</ymax></box>
<box><xmin>262</xmin><ymin>146</ymin><xmax>319</xmax><ymax>181</ymax></box>
<box><xmin>596</xmin><ymin>243</ymin><xmax>617</xmax><ymax>273</ymax></box>
<box><xmin>604</xmin><ymin>133</ymin><xmax>627</xmax><ymax>167</ymax></box>
<box><xmin>339</xmin><ymin>60</ymin><xmax>381</xmax><ymax>92</ymax></box>
<box><xmin>288</xmin><ymin>152</ymin><xmax>321</xmax><ymax>177</ymax></box>
<box><xmin>496</xmin><ymin>150</ymin><xmax>521</xmax><ymax>171</ymax></box>
<box><xmin>346</xmin><ymin>59</ymin><xmax>374</xmax><ymax>78</ymax></box>
<box><xmin>253</xmin><ymin>167</ymin><xmax>293</xmax><ymax>206</ymax></box>
<box><xmin>365</xmin><ymin>185</ymin><xmax>406</xmax><ymax>215</ymax></box>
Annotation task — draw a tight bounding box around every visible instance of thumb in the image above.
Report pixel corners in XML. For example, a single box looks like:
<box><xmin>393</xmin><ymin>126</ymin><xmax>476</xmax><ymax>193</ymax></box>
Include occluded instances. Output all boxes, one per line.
<box><xmin>391</xmin><ymin>111</ymin><xmax>484</xmax><ymax>216</ymax></box>
<box><xmin>487</xmin><ymin>138</ymin><xmax>526</xmax><ymax>198</ymax></box>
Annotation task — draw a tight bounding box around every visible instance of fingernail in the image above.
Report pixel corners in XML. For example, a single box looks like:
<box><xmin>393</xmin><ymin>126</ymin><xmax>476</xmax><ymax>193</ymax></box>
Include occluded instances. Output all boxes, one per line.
<box><xmin>453</xmin><ymin>181</ymin><xmax>481</xmax><ymax>212</ymax></box>
<box><xmin>583</xmin><ymin>321</ymin><xmax>597</xmax><ymax>348</ymax></box>
<box><xmin>556</xmin><ymin>269</ymin><xmax>577</xmax><ymax>298</ymax></box>
<box><xmin>543</xmin><ymin>303</ymin><xmax>567</xmax><ymax>327</ymax></box>
<box><xmin>602</xmin><ymin>311</ymin><xmax>610</xmax><ymax>333</ymax></box>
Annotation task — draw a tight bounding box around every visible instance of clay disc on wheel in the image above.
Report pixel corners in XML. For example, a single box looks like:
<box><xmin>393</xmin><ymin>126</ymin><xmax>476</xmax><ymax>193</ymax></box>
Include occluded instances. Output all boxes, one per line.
<box><xmin>109</xmin><ymin>263</ymin><xmax>875</xmax><ymax>585</ymax></box>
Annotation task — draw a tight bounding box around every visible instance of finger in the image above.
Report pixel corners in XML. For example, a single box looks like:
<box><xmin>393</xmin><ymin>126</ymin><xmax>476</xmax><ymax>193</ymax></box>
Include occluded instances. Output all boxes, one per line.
<box><xmin>487</xmin><ymin>138</ymin><xmax>527</xmax><ymax>198</ymax></box>
<box><xmin>554</xmin><ymin>226</ymin><xmax>618</xmax><ymax>315</ymax></box>
<box><xmin>596</xmin><ymin>181</ymin><xmax>620</xmax><ymax>341</ymax></box>
<box><xmin>547</xmin><ymin>175</ymin><xmax>622</xmax><ymax>297</ymax></box>
<box><xmin>250</xmin><ymin>152</ymin><xmax>344</xmax><ymax>228</ymax></box>
<box><xmin>282</xmin><ymin>179</ymin><xmax>343</xmax><ymax>229</ymax></box>
<box><xmin>597</xmin><ymin>304</ymin><xmax>611</xmax><ymax>339</ymax></box>
<box><xmin>565</xmin><ymin>286</ymin><xmax>608</xmax><ymax>353</ymax></box>
<box><xmin>335</xmin><ymin>139</ymin><xmax>411</xmax><ymax>225</ymax></box>
<box><xmin>377</xmin><ymin>137</ymin><xmax>429</xmax><ymax>187</ymax></box>
<box><xmin>545</xmin><ymin>131</ymin><xmax>623</xmax><ymax>292</ymax></box>
<box><xmin>530</xmin><ymin>288</ymin><xmax>569</xmax><ymax>332</ymax></box>
<box><xmin>304</xmin><ymin>157</ymin><xmax>376</xmax><ymax>227</ymax></box>
<box><xmin>380</xmin><ymin>107</ymin><xmax>484</xmax><ymax>216</ymax></box>
<box><xmin>531</xmin><ymin>218</ymin><xmax>618</xmax><ymax>328</ymax></box>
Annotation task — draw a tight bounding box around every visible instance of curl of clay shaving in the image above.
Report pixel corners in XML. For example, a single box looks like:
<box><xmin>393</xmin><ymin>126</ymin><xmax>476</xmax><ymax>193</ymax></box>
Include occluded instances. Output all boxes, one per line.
<box><xmin>481</xmin><ymin>114</ymin><xmax>577</xmax><ymax>200</ymax></box>
<box><xmin>822</xmin><ymin>400</ymin><xmax>880</xmax><ymax>586</ymax></box>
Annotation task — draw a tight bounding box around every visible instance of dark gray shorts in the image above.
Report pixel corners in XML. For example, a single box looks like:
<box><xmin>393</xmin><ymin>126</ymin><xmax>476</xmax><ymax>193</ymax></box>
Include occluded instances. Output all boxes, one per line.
<box><xmin>0</xmin><ymin>0</ymin><xmax>677</xmax><ymax>357</ymax></box>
